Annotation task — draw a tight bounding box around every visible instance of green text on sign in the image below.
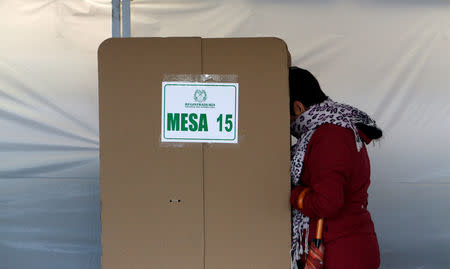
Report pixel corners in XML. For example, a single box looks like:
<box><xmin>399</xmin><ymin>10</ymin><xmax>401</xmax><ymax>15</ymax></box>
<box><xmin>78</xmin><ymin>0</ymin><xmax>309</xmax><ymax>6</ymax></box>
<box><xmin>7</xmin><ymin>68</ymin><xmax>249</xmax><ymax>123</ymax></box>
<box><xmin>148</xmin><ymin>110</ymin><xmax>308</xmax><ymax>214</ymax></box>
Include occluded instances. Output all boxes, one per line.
<box><xmin>167</xmin><ymin>113</ymin><xmax>208</xmax><ymax>132</ymax></box>
<box><xmin>217</xmin><ymin>114</ymin><xmax>233</xmax><ymax>132</ymax></box>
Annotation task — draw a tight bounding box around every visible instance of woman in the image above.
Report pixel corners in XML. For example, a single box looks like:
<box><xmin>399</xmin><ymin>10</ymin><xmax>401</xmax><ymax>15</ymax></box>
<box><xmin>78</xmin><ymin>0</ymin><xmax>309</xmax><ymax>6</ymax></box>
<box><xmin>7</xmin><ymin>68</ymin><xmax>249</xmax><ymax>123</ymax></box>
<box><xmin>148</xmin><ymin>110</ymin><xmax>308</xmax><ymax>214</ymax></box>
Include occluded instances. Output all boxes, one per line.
<box><xmin>288</xmin><ymin>67</ymin><xmax>381</xmax><ymax>269</ymax></box>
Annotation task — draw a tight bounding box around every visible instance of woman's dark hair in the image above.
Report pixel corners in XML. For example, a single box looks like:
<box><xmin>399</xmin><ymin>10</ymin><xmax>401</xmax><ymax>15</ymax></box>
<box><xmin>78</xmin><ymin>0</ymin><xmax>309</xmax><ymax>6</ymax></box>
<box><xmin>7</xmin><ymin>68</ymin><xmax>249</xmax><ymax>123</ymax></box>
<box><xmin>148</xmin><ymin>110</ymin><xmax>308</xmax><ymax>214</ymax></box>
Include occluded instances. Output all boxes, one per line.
<box><xmin>289</xmin><ymin>66</ymin><xmax>328</xmax><ymax>115</ymax></box>
<box><xmin>289</xmin><ymin>66</ymin><xmax>383</xmax><ymax>140</ymax></box>
<box><xmin>355</xmin><ymin>123</ymin><xmax>383</xmax><ymax>140</ymax></box>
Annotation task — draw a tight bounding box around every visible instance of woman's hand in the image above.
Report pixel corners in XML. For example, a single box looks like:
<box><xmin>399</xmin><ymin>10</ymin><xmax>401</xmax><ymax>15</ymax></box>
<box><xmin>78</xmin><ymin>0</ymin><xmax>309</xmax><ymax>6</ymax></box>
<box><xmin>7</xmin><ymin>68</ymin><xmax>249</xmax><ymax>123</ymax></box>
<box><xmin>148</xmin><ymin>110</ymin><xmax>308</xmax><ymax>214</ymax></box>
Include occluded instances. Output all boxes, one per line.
<box><xmin>290</xmin><ymin>186</ymin><xmax>311</xmax><ymax>210</ymax></box>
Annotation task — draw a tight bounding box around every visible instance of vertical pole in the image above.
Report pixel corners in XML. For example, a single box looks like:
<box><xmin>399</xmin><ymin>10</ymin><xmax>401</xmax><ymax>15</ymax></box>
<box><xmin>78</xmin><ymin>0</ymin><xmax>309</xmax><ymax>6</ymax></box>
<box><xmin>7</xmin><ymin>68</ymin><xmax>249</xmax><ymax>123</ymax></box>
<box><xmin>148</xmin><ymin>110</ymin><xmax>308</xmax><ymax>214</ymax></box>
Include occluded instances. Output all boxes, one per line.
<box><xmin>122</xmin><ymin>0</ymin><xmax>131</xmax><ymax>37</ymax></box>
<box><xmin>112</xmin><ymin>0</ymin><xmax>121</xmax><ymax>37</ymax></box>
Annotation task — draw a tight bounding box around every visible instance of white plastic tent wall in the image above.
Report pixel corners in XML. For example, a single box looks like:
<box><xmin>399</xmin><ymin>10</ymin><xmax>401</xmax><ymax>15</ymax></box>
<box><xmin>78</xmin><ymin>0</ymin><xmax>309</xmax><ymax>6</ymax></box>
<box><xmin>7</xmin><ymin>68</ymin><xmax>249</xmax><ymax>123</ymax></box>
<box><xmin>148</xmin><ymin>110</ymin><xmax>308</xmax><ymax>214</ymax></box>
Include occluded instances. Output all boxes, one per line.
<box><xmin>1</xmin><ymin>1</ymin><xmax>450</xmax><ymax>269</ymax></box>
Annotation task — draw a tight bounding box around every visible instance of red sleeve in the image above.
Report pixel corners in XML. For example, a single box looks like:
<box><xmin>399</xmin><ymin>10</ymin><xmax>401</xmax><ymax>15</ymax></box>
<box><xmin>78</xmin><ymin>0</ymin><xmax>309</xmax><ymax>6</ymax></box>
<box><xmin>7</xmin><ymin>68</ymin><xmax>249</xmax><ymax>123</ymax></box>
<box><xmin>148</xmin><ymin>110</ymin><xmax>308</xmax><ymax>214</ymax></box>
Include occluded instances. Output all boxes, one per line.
<box><xmin>299</xmin><ymin>124</ymin><xmax>354</xmax><ymax>218</ymax></box>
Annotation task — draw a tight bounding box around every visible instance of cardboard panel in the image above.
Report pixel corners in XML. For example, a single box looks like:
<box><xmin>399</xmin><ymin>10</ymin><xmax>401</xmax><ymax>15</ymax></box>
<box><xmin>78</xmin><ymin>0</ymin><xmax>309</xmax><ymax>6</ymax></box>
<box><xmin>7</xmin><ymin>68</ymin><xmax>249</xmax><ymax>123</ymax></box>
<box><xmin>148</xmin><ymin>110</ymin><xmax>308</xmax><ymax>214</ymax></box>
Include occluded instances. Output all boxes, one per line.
<box><xmin>202</xmin><ymin>38</ymin><xmax>291</xmax><ymax>269</ymax></box>
<box><xmin>99</xmin><ymin>37</ymin><xmax>291</xmax><ymax>269</ymax></box>
<box><xmin>98</xmin><ymin>38</ymin><xmax>205</xmax><ymax>269</ymax></box>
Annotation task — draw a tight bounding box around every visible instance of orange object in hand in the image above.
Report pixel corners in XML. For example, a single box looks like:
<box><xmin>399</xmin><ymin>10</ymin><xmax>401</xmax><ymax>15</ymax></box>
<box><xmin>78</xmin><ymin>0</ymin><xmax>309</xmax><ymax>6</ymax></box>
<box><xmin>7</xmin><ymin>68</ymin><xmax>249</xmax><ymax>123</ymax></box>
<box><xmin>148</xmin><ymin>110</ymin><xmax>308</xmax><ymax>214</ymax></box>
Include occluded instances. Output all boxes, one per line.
<box><xmin>297</xmin><ymin>187</ymin><xmax>311</xmax><ymax>209</ymax></box>
<box><xmin>316</xmin><ymin>218</ymin><xmax>324</xmax><ymax>240</ymax></box>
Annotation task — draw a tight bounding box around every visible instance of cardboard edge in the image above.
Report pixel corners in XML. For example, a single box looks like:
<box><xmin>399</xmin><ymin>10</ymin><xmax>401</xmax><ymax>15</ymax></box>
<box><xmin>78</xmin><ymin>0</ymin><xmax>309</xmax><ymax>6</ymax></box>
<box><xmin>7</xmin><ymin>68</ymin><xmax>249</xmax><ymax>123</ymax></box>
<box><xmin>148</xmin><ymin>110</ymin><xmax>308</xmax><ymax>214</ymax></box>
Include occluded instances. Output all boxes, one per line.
<box><xmin>98</xmin><ymin>38</ymin><xmax>117</xmax><ymax>59</ymax></box>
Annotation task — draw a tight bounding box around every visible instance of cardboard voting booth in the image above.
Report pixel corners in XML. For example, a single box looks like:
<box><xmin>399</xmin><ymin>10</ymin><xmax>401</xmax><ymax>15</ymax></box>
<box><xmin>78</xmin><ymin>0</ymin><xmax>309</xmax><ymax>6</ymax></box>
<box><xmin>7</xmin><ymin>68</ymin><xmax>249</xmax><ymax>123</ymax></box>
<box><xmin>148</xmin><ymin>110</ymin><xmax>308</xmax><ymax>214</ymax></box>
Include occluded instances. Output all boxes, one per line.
<box><xmin>98</xmin><ymin>37</ymin><xmax>292</xmax><ymax>269</ymax></box>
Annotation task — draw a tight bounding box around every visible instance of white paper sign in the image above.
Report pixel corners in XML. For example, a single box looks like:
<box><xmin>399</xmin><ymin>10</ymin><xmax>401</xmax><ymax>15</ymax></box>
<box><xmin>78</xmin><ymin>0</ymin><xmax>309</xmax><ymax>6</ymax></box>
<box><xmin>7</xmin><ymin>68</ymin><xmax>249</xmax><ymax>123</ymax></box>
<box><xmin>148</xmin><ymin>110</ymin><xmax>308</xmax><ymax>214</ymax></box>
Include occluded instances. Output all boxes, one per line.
<box><xmin>161</xmin><ymin>81</ymin><xmax>239</xmax><ymax>143</ymax></box>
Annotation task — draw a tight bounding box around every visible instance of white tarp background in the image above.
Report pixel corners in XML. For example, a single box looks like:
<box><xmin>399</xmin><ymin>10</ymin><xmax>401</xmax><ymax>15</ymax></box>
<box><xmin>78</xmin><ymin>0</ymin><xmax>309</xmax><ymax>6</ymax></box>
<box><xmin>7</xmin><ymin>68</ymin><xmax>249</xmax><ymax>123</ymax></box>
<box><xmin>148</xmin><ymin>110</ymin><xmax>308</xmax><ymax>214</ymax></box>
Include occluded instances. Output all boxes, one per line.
<box><xmin>1</xmin><ymin>0</ymin><xmax>449</xmax><ymax>268</ymax></box>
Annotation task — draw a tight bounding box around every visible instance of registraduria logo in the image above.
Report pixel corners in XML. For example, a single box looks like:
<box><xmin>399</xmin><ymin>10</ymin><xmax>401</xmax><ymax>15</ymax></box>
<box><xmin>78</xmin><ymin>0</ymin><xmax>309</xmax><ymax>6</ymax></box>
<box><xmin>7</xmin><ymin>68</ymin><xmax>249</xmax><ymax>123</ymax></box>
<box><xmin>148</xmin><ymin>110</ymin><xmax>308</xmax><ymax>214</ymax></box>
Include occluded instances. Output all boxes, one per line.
<box><xmin>193</xmin><ymin>89</ymin><xmax>207</xmax><ymax>103</ymax></box>
<box><xmin>185</xmin><ymin>89</ymin><xmax>215</xmax><ymax>109</ymax></box>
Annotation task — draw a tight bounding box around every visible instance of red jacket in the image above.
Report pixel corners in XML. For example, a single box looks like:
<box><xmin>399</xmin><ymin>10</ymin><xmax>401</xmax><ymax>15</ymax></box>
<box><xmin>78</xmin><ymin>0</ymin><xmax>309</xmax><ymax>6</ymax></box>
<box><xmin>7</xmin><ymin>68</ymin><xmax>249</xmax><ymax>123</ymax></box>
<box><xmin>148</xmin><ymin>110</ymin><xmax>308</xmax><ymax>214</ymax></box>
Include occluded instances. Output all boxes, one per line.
<box><xmin>290</xmin><ymin>124</ymin><xmax>380</xmax><ymax>269</ymax></box>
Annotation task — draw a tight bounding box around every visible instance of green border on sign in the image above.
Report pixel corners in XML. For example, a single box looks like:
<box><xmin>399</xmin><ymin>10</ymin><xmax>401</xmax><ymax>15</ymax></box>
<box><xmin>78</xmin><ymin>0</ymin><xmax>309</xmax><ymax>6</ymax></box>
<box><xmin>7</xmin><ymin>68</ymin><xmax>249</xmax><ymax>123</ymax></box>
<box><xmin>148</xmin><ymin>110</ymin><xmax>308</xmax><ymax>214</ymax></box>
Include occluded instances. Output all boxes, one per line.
<box><xmin>163</xmin><ymin>83</ymin><xmax>237</xmax><ymax>141</ymax></box>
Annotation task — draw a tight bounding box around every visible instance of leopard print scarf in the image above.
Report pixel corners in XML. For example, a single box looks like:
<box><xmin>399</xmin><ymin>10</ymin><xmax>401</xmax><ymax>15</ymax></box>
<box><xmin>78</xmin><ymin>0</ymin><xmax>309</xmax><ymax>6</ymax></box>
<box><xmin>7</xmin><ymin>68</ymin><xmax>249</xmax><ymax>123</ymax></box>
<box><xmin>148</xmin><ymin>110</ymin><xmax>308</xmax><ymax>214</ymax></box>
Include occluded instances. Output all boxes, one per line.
<box><xmin>290</xmin><ymin>98</ymin><xmax>378</xmax><ymax>269</ymax></box>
